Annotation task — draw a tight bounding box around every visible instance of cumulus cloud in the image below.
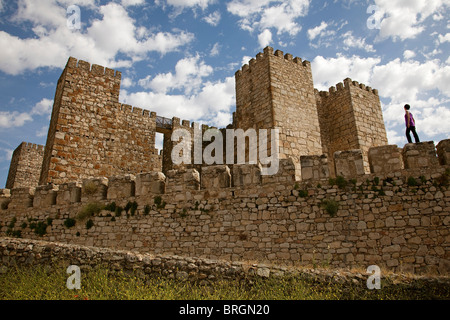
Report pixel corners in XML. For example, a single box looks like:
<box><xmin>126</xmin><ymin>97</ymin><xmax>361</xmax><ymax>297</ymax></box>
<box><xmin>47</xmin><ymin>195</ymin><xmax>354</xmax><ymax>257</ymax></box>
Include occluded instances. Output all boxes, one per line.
<box><xmin>227</xmin><ymin>0</ymin><xmax>310</xmax><ymax>36</ymax></box>
<box><xmin>375</xmin><ymin>0</ymin><xmax>450</xmax><ymax>41</ymax></box>
<box><xmin>312</xmin><ymin>54</ymin><xmax>450</xmax><ymax>144</ymax></box>
<box><xmin>203</xmin><ymin>10</ymin><xmax>221</xmax><ymax>26</ymax></box>
<box><xmin>258</xmin><ymin>29</ymin><xmax>272</xmax><ymax>47</ymax></box>
<box><xmin>138</xmin><ymin>55</ymin><xmax>213</xmax><ymax>95</ymax></box>
<box><xmin>341</xmin><ymin>31</ymin><xmax>375</xmax><ymax>53</ymax></box>
<box><xmin>307</xmin><ymin>21</ymin><xmax>328</xmax><ymax>40</ymax></box>
<box><xmin>0</xmin><ymin>111</ymin><xmax>33</xmax><ymax>129</ymax></box>
<box><xmin>31</xmin><ymin>98</ymin><xmax>53</xmax><ymax>116</ymax></box>
<box><xmin>0</xmin><ymin>1</ymin><xmax>194</xmax><ymax>75</ymax></box>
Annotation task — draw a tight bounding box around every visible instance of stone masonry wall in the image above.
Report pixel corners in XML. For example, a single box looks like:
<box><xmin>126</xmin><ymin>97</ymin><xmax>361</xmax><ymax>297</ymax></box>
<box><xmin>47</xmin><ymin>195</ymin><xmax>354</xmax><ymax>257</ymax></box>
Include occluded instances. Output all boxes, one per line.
<box><xmin>1</xmin><ymin>141</ymin><xmax>449</xmax><ymax>276</ymax></box>
<box><xmin>39</xmin><ymin>57</ymin><xmax>161</xmax><ymax>186</ymax></box>
<box><xmin>5</xmin><ymin>142</ymin><xmax>44</xmax><ymax>189</ymax></box>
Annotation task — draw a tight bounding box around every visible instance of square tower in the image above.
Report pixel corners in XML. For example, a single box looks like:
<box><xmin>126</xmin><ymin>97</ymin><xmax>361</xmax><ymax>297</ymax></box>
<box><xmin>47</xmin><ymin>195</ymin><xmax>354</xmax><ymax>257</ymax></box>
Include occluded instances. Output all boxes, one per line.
<box><xmin>234</xmin><ymin>47</ymin><xmax>323</xmax><ymax>179</ymax></box>
<box><xmin>39</xmin><ymin>57</ymin><xmax>161</xmax><ymax>185</ymax></box>
<box><xmin>315</xmin><ymin>78</ymin><xmax>388</xmax><ymax>176</ymax></box>
<box><xmin>6</xmin><ymin>142</ymin><xmax>44</xmax><ymax>189</ymax></box>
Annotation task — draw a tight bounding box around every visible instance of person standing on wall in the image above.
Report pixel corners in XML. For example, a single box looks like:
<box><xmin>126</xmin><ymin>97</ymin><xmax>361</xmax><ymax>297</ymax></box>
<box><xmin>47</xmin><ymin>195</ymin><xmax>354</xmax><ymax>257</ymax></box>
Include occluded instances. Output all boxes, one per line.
<box><xmin>404</xmin><ymin>104</ymin><xmax>420</xmax><ymax>143</ymax></box>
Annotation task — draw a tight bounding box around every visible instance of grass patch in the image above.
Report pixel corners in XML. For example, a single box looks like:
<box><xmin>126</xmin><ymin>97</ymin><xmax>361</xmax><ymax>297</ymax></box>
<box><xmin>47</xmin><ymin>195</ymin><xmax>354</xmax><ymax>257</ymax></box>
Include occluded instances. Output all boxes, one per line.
<box><xmin>0</xmin><ymin>265</ymin><xmax>448</xmax><ymax>300</ymax></box>
<box><xmin>77</xmin><ymin>202</ymin><xmax>103</xmax><ymax>221</ymax></box>
<box><xmin>321</xmin><ymin>199</ymin><xmax>339</xmax><ymax>217</ymax></box>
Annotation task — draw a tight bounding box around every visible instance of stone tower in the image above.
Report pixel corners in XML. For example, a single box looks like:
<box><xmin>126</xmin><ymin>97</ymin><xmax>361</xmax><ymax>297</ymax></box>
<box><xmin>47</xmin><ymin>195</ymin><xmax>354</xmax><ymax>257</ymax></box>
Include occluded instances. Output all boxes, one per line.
<box><xmin>315</xmin><ymin>78</ymin><xmax>388</xmax><ymax>175</ymax></box>
<box><xmin>39</xmin><ymin>57</ymin><xmax>161</xmax><ymax>185</ymax></box>
<box><xmin>234</xmin><ymin>47</ymin><xmax>323</xmax><ymax>179</ymax></box>
<box><xmin>5</xmin><ymin>142</ymin><xmax>44</xmax><ymax>189</ymax></box>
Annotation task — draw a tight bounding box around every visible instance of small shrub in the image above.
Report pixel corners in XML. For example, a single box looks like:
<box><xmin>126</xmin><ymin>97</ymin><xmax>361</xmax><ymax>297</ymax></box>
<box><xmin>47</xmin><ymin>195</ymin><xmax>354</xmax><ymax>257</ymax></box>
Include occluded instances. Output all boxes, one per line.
<box><xmin>83</xmin><ymin>182</ymin><xmax>98</xmax><ymax>195</ymax></box>
<box><xmin>435</xmin><ymin>172</ymin><xmax>449</xmax><ymax>187</ymax></box>
<box><xmin>378</xmin><ymin>188</ymin><xmax>386</xmax><ymax>196</ymax></box>
<box><xmin>154</xmin><ymin>196</ymin><xmax>166</xmax><ymax>209</ymax></box>
<box><xmin>115</xmin><ymin>206</ymin><xmax>123</xmax><ymax>217</ymax></box>
<box><xmin>373</xmin><ymin>176</ymin><xmax>380</xmax><ymax>185</ymax></box>
<box><xmin>144</xmin><ymin>205</ymin><xmax>150</xmax><ymax>215</ymax></box>
<box><xmin>1</xmin><ymin>199</ymin><xmax>10</xmax><ymax>210</ymax></box>
<box><xmin>76</xmin><ymin>232</ymin><xmax>80</xmax><ymax>237</ymax></box>
<box><xmin>34</xmin><ymin>221</ymin><xmax>48</xmax><ymax>237</ymax></box>
<box><xmin>85</xmin><ymin>219</ymin><xmax>94</xmax><ymax>230</ymax></box>
<box><xmin>8</xmin><ymin>217</ymin><xmax>17</xmax><ymax>229</ymax></box>
<box><xmin>63</xmin><ymin>218</ymin><xmax>76</xmax><ymax>228</ymax></box>
<box><xmin>298</xmin><ymin>190</ymin><xmax>308</xmax><ymax>198</ymax></box>
<box><xmin>335</xmin><ymin>176</ymin><xmax>348</xmax><ymax>189</ymax></box>
<box><xmin>77</xmin><ymin>202</ymin><xmax>103</xmax><ymax>221</ymax></box>
<box><xmin>419</xmin><ymin>175</ymin><xmax>427</xmax><ymax>184</ymax></box>
<box><xmin>46</xmin><ymin>218</ymin><xmax>53</xmax><ymax>226</ymax></box>
<box><xmin>130</xmin><ymin>201</ymin><xmax>138</xmax><ymax>216</ymax></box>
<box><xmin>407</xmin><ymin>176</ymin><xmax>418</xmax><ymax>187</ymax></box>
<box><xmin>321</xmin><ymin>199</ymin><xmax>339</xmax><ymax>217</ymax></box>
<box><xmin>20</xmin><ymin>222</ymin><xmax>27</xmax><ymax>229</ymax></box>
<box><xmin>328</xmin><ymin>178</ymin><xmax>336</xmax><ymax>186</ymax></box>
<box><xmin>180</xmin><ymin>208</ymin><xmax>188</xmax><ymax>218</ymax></box>
<box><xmin>104</xmin><ymin>202</ymin><xmax>117</xmax><ymax>212</ymax></box>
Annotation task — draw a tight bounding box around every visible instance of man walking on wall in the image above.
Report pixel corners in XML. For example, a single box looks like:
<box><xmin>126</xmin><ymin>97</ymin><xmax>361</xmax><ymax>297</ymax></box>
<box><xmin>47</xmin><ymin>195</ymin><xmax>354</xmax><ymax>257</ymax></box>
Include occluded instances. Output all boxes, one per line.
<box><xmin>404</xmin><ymin>104</ymin><xmax>420</xmax><ymax>144</ymax></box>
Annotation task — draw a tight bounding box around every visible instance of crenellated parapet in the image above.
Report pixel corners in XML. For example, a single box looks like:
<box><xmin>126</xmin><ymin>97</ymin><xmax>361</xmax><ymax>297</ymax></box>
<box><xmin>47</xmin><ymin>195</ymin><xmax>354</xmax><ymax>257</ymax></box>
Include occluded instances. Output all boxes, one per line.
<box><xmin>235</xmin><ymin>46</ymin><xmax>311</xmax><ymax>79</ymax></box>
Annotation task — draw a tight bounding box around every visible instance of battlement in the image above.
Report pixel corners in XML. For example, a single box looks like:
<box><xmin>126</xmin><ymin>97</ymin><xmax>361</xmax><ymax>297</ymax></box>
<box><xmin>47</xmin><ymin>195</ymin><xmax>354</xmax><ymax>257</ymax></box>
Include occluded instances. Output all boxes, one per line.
<box><xmin>315</xmin><ymin>78</ymin><xmax>379</xmax><ymax>98</ymax></box>
<box><xmin>66</xmin><ymin>57</ymin><xmax>122</xmax><ymax>80</ymax></box>
<box><xmin>18</xmin><ymin>142</ymin><xmax>45</xmax><ymax>152</ymax></box>
<box><xmin>2</xmin><ymin>139</ymin><xmax>449</xmax><ymax>211</ymax></box>
<box><xmin>235</xmin><ymin>46</ymin><xmax>311</xmax><ymax>78</ymax></box>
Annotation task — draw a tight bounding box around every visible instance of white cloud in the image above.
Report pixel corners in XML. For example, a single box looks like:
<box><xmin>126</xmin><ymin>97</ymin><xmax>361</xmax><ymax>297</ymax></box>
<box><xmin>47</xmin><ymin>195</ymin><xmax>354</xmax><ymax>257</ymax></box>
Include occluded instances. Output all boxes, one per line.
<box><xmin>203</xmin><ymin>10</ymin><xmax>221</xmax><ymax>26</ymax></box>
<box><xmin>122</xmin><ymin>76</ymin><xmax>235</xmax><ymax>128</ymax></box>
<box><xmin>258</xmin><ymin>29</ymin><xmax>272</xmax><ymax>47</ymax></box>
<box><xmin>438</xmin><ymin>33</ymin><xmax>450</xmax><ymax>43</ymax></box>
<box><xmin>403</xmin><ymin>50</ymin><xmax>416</xmax><ymax>60</ymax></box>
<box><xmin>210</xmin><ymin>42</ymin><xmax>221</xmax><ymax>56</ymax></box>
<box><xmin>375</xmin><ymin>0</ymin><xmax>450</xmax><ymax>41</ymax></box>
<box><xmin>0</xmin><ymin>1</ymin><xmax>194</xmax><ymax>75</ymax></box>
<box><xmin>311</xmin><ymin>54</ymin><xmax>381</xmax><ymax>91</ymax></box>
<box><xmin>138</xmin><ymin>55</ymin><xmax>213</xmax><ymax>95</ymax></box>
<box><xmin>341</xmin><ymin>31</ymin><xmax>375</xmax><ymax>53</ymax></box>
<box><xmin>31</xmin><ymin>98</ymin><xmax>53</xmax><ymax>116</ymax></box>
<box><xmin>227</xmin><ymin>0</ymin><xmax>310</xmax><ymax>36</ymax></box>
<box><xmin>121</xmin><ymin>0</ymin><xmax>145</xmax><ymax>6</ymax></box>
<box><xmin>36</xmin><ymin>125</ymin><xmax>49</xmax><ymax>137</ymax></box>
<box><xmin>0</xmin><ymin>111</ymin><xmax>33</xmax><ymax>128</ymax></box>
<box><xmin>121</xmin><ymin>77</ymin><xmax>134</xmax><ymax>88</ymax></box>
<box><xmin>307</xmin><ymin>21</ymin><xmax>328</xmax><ymax>40</ymax></box>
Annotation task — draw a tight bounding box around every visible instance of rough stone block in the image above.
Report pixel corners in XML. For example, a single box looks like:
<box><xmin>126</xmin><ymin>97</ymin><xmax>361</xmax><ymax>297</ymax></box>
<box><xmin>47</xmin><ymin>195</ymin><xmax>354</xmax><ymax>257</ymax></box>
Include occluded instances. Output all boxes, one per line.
<box><xmin>368</xmin><ymin>145</ymin><xmax>403</xmax><ymax>174</ymax></box>
<box><xmin>402</xmin><ymin>141</ymin><xmax>439</xmax><ymax>169</ymax></box>
<box><xmin>166</xmin><ymin>168</ymin><xmax>200</xmax><ymax>193</ymax></box>
<box><xmin>334</xmin><ymin>149</ymin><xmax>365</xmax><ymax>178</ymax></box>
<box><xmin>135</xmin><ymin>172</ymin><xmax>166</xmax><ymax>196</ymax></box>
<box><xmin>300</xmin><ymin>154</ymin><xmax>329</xmax><ymax>180</ymax></box>
<box><xmin>261</xmin><ymin>158</ymin><xmax>296</xmax><ymax>184</ymax></box>
<box><xmin>33</xmin><ymin>184</ymin><xmax>58</xmax><ymax>207</ymax></box>
<box><xmin>9</xmin><ymin>187</ymin><xmax>35</xmax><ymax>210</ymax></box>
<box><xmin>81</xmin><ymin>177</ymin><xmax>108</xmax><ymax>202</ymax></box>
<box><xmin>201</xmin><ymin>165</ymin><xmax>231</xmax><ymax>189</ymax></box>
<box><xmin>56</xmin><ymin>182</ymin><xmax>82</xmax><ymax>205</ymax></box>
<box><xmin>107</xmin><ymin>174</ymin><xmax>136</xmax><ymax>200</ymax></box>
<box><xmin>0</xmin><ymin>189</ymin><xmax>11</xmax><ymax>210</ymax></box>
<box><xmin>436</xmin><ymin>139</ymin><xmax>450</xmax><ymax>165</ymax></box>
<box><xmin>232</xmin><ymin>163</ymin><xmax>262</xmax><ymax>187</ymax></box>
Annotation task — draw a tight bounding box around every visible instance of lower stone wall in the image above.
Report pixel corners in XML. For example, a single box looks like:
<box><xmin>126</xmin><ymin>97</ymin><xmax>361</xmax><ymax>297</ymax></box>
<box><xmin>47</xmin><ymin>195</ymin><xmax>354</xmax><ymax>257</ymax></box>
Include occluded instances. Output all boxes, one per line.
<box><xmin>0</xmin><ymin>166</ymin><xmax>449</xmax><ymax>275</ymax></box>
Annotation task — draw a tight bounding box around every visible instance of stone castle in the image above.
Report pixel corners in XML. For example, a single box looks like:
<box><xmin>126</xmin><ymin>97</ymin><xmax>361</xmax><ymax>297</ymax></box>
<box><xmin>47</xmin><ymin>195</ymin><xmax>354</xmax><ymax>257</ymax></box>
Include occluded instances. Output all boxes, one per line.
<box><xmin>1</xmin><ymin>47</ymin><xmax>449</xmax><ymax>276</ymax></box>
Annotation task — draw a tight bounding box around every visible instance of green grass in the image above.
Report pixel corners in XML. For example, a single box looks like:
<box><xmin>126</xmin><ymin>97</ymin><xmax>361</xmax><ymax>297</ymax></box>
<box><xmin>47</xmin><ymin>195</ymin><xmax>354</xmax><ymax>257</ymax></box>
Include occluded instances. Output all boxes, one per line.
<box><xmin>0</xmin><ymin>265</ymin><xmax>448</xmax><ymax>300</ymax></box>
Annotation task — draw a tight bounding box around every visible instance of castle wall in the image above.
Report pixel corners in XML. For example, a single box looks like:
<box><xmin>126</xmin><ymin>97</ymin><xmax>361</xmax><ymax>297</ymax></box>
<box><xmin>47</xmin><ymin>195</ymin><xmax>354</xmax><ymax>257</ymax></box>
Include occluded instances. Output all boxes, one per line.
<box><xmin>1</xmin><ymin>141</ymin><xmax>449</xmax><ymax>275</ymax></box>
<box><xmin>39</xmin><ymin>57</ymin><xmax>161</xmax><ymax>185</ymax></box>
<box><xmin>5</xmin><ymin>142</ymin><xmax>44</xmax><ymax>189</ymax></box>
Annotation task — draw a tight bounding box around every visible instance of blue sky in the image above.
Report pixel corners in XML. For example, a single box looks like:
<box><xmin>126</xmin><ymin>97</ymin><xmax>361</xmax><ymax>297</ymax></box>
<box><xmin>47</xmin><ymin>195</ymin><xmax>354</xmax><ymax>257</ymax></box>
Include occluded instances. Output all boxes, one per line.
<box><xmin>0</xmin><ymin>0</ymin><xmax>449</xmax><ymax>186</ymax></box>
